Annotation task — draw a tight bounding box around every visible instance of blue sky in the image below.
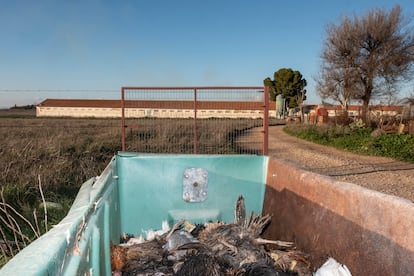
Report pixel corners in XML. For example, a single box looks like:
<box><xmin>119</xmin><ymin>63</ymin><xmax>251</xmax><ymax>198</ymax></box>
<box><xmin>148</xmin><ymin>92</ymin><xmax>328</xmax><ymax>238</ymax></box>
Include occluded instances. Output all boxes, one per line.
<box><xmin>0</xmin><ymin>0</ymin><xmax>413</xmax><ymax>108</ymax></box>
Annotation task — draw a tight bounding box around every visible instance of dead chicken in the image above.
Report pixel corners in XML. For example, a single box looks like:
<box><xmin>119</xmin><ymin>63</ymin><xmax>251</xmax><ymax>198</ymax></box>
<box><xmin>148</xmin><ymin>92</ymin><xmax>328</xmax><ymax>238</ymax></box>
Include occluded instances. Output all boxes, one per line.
<box><xmin>173</xmin><ymin>242</ymin><xmax>292</xmax><ymax>276</ymax></box>
<box><xmin>198</xmin><ymin>195</ymin><xmax>294</xmax><ymax>271</ymax></box>
<box><xmin>111</xmin><ymin>220</ymin><xmax>185</xmax><ymax>275</ymax></box>
<box><xmin>113</xmin><ymin>239</ymin><xmax>170</xmax><ymax>275</ymax></box>
<box><xmin>269</xmin><ymin>248</ymin><xmax>313</xmax><ymax>276</ymax></box>
<box><xmin>111</xmin><ymin>237</ymin><xmax>172</xmax><ymax>275</ymax></box>
<box><xmin>172</xmin><ymin>243</ymin><xmax>224</xmax><ymax>276</ymax></box>
<box><xmin>235</xmin><ymin>262</ymin><xmax>298</xmax><ymax>276</ymax></box>
<box><xmin>111</xmin><ymin>195</ymin><xmax>300</xmax><ymax>275</ymax></box>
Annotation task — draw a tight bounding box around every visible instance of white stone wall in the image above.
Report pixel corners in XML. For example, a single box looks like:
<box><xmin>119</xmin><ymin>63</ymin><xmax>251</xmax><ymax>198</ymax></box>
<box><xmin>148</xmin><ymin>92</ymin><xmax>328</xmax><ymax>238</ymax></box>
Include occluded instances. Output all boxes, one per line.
<box><xmin>326</xmin><ymin>109</ymin><xmax>399</xmax><ymax>117</ymax></box>
<box><xmin>37</xmin><ymin>106</ymin><xmax>276</xmax><ymax>119</ymax></box>
<box><xmin>36</xmin><ymin>107</ymin><xmax>121</xmax><ymax>118</ymax></box>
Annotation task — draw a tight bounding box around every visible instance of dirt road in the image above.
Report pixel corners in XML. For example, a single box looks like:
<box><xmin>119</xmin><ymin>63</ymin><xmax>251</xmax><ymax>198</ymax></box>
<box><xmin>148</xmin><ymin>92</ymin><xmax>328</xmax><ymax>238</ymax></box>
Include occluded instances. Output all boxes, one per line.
<box><xmin>240</xmin><ymin>125</ymin><xmax>414</xmax><ymax>202</ymax></box>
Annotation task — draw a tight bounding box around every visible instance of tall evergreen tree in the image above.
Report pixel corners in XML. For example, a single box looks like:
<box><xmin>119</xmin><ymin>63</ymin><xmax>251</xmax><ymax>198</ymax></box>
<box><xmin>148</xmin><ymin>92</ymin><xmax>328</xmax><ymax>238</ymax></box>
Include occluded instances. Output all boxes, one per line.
<box><xmin>264</xmin><ymin>68</ymin><xmax>307</xmax><ymax>108</ymax></box>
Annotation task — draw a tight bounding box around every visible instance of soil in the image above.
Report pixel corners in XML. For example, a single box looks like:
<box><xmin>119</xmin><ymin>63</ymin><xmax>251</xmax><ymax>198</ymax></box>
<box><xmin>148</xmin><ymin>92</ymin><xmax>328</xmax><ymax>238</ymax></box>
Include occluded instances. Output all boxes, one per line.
<box><xmin>239</xmin><ymin>125</ymin><xmax>414</xmax><ymax>202</ymax></box>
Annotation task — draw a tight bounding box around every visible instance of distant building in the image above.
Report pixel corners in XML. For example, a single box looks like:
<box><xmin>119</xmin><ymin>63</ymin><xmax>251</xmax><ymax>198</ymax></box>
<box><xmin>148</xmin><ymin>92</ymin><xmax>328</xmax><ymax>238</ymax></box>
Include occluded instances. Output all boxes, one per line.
<box><xmin>323</xmin><ymin>105</ymin><xmax>403</xmax><ymax>117</ymax></box>
<box><xmin>36</xmin><ymin>99</ymin><xmax>404</xmax><ymax>120</ymax></box>
<box><xmin>36</xmin><ymin>99</ymin><xmax>277</xmax><ymax>118</ymax></box>
<box><xmin>297</xmin><ymin>104</ymin><xmax>404</xmax><ymax>124</ymax></box>
<box><xmin>36</xmin><ymin>99</ymin><xmax>121</xmax><ymax>118</ymax></box>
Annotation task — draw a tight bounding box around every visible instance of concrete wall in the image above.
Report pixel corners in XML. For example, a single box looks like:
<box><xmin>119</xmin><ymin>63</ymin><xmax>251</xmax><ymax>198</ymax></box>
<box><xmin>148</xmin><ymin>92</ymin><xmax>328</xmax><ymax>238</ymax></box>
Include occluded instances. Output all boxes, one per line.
<box><xmin>263</xmin><ymin>157</ymin><xmax>414</xmax><ymax>275</ymax></box>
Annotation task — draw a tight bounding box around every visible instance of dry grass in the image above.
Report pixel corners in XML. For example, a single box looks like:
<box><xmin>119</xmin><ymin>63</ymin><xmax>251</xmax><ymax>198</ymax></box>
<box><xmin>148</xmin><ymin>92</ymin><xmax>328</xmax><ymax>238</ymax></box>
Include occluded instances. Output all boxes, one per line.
<box><xmin>125</xmin><ymin>117</ymin><xmax>264</xmax><ymax>154</ymax></box>
<box><xmin>0</xmin><ymin>110</ymin><xmax>121</xmax><ymax>264</ymax></box>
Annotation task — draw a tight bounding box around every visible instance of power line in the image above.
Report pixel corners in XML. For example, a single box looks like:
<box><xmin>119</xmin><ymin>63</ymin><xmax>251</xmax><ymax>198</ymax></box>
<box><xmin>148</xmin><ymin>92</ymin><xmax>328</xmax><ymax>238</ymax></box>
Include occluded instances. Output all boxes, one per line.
<box><xmin>0</xmin><ymin>89</ymin><xmax>119</xmax><ymax>92</ymax></box>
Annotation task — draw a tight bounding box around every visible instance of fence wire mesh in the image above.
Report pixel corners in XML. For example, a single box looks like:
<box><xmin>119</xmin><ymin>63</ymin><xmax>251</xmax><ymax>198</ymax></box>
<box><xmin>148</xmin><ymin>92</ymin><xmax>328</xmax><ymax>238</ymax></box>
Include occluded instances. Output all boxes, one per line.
<box><xmin>121</xmin><ymin>87</ymin><xmax>270</xmax><ymax>154</ymax></box>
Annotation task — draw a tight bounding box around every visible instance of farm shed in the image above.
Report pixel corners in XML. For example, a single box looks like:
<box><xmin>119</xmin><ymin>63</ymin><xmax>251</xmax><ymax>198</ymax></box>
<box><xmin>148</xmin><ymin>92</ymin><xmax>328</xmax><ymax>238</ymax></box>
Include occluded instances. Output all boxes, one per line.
<box><xmin>297</xmin><ymin>105</ymin><xmax>404</xmax><ymax>124</ymax></box>
<box><xmin>323</xmin><ymin>105</ymin><xmax>403</xmax><ymax>118</ymax></box>
<box><xmin>36</xmin><ymin>99</ymin><xmax>277</xmax><ymax>119</ymax></box>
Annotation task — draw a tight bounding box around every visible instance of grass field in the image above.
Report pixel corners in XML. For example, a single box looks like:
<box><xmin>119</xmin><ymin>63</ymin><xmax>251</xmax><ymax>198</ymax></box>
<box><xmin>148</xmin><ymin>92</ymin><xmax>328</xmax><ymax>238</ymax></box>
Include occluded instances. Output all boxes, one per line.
<box><xmin>0</xmin><ymin>108</ymin><xmax>266</xmax><ymax>263</ymax></box>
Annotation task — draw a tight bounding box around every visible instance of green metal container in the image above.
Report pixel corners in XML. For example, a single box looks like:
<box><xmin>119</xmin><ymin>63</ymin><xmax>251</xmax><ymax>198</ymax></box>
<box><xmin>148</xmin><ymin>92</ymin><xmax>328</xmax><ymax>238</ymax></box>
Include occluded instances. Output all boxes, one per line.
<box><xmin>0</xmin><ymin>152</ymin><xmax>268</xmax><ymax>275</ymax></box>
<box><xmin>3</xmin><ymin>152</ymin><xmax>414</xmax><ymax>275</ymax></box>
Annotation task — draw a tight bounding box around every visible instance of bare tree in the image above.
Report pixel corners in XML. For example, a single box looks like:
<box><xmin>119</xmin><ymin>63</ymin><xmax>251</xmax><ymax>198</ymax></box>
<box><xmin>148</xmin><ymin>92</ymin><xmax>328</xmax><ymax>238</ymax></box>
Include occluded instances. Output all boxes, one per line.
<box><xmin>318</xmin><ymin>5</ymin><xmax>414</xmax><ymax>122</ymax></box>
<box><xmin>316</xmin><ymin>66</ymin><xmax>357</xmax><ymax>112</ymax></box>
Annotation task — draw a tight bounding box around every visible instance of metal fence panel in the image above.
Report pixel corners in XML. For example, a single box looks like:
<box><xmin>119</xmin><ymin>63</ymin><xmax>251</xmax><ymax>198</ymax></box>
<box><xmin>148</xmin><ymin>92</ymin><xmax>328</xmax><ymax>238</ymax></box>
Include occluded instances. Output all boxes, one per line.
<box><xmin>121</xmin><ymin>87</ymin><xmax>269</xmax><ymax>155</ymax></box>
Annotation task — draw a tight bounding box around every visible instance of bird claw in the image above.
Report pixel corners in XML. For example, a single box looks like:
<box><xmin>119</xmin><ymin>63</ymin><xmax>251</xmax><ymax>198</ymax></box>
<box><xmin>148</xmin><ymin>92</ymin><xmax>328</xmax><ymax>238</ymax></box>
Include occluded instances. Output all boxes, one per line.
<box><xmin>165</xmin><ymin>219</ymin><xmax>184</xmax><ymax>241</ymax></box>
<box><xmin>219</xmin><ymin>238</ymin><xmax>238</xmax><ymax>254</ymax></box>
<box><xmin>255</xmin><ymin>237</ymin><xmax>294</xmax><ymax>248</ymax></box>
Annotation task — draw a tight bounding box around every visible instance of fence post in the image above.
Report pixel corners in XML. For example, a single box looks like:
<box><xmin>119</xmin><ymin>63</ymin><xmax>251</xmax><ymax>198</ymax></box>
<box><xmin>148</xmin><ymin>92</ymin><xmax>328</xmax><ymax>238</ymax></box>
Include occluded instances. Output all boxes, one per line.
<box><xmin>121</xmin><ymin>87</ymin><xmax>126</xmax><ymax>151</ymax></box>
<box><xmin>193</xmin><ymin>88</ymin><xmax>198</xmax><ymax>154</ymax></box>
<box><xmin>263</xmin><ymin>86</ymin><xmax>269</xmax><ymax>155</ymax></box>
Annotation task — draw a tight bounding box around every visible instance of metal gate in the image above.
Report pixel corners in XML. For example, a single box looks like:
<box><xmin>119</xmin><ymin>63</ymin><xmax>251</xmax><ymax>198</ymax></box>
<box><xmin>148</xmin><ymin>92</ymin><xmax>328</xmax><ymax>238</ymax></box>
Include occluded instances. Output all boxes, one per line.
<box><xmin>121</xmin><ymin>86</ymin><xmax>270</xmax><ymax>155</ymax></box>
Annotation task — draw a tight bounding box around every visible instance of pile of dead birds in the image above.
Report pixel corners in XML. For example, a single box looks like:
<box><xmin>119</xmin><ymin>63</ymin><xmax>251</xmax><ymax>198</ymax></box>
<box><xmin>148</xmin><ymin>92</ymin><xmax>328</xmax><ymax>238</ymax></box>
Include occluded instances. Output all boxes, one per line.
<box><xmin>111</xmin><ymin>195</ymin><xmax>313</xmax><ymax>276</ymax></box>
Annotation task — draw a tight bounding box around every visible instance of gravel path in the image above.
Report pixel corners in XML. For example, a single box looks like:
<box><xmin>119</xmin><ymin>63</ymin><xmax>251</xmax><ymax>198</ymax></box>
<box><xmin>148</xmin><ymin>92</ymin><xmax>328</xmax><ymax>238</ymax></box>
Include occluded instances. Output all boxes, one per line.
<box><xmin>239</xmin><ymin>125</ymin><xmax>414</xmax><ymax>202</ymax></box>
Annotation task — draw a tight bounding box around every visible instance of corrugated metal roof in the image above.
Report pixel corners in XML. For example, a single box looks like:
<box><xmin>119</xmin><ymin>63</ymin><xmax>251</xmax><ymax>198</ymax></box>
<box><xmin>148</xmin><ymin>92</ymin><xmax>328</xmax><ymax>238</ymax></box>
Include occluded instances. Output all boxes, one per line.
<box><xmin>37</xmin><ymin>99</ymin><xmax>121</xmax><ymax>108</ymax></box>
<box><xmin>37</xmin><ymin>99</ymin><xmax>276</xmax><ymax>110</ymax></box>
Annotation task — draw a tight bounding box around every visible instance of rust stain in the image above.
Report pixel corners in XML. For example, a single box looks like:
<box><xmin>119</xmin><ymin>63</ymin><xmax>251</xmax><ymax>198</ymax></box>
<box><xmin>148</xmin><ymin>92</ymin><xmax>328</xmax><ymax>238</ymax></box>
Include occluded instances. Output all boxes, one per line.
<box><xmin>263</xmin><ymin>157</ymin><xmax>414</xmax><ymax>275</ymax></box>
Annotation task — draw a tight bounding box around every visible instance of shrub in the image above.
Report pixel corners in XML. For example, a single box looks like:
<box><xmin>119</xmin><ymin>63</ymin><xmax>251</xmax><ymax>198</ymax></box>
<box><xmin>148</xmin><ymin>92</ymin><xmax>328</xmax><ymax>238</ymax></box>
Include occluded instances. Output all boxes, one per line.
<box><xmin>371</xmin><ymin>134</ymin><xmax>414</xmax><ymax>161</ymax></box>
<box><xmin>284</xmin><ymin>124</ymin><xmax>414</xmax><ymax>162</ymax></box>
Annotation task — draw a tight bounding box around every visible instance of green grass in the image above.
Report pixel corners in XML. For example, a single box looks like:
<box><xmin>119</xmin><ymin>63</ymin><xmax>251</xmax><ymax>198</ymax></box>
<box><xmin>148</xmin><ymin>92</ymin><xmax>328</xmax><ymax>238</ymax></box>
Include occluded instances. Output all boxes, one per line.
<box><xmin>284</xmin><ymin>124</ymin><xmax>414</xmax><ymax>162</ymax></box>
